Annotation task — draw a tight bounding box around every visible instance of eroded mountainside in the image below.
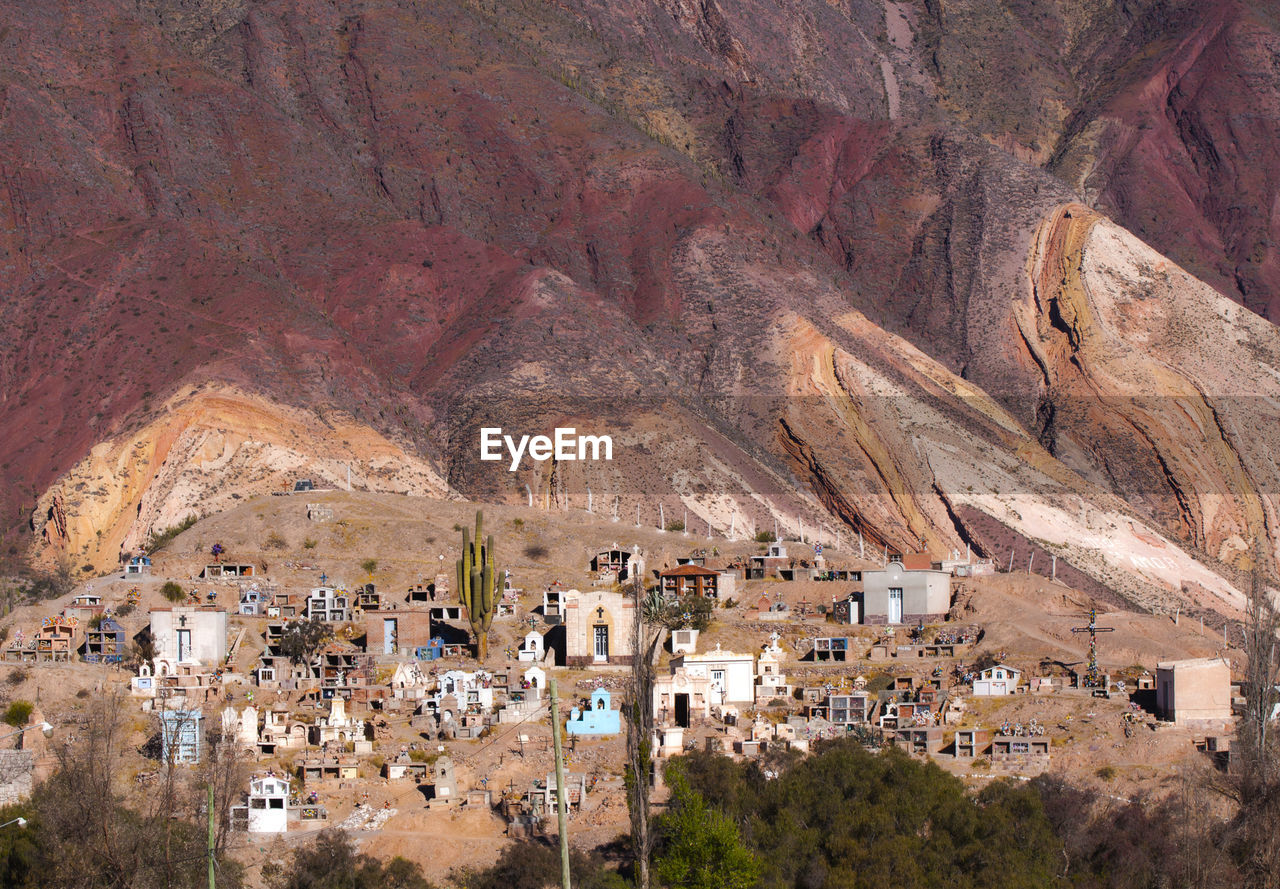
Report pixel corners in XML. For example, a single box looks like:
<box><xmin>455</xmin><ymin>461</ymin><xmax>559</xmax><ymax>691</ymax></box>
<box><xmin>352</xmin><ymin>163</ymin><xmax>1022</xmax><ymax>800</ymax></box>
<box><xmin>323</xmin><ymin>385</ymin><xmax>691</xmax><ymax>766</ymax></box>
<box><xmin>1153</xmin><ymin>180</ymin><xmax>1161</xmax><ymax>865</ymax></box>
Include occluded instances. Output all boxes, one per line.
<box><xmin>3</xmin><ymin>0</ymin><xmax>1278</xmax><ymax>619</ymax></box>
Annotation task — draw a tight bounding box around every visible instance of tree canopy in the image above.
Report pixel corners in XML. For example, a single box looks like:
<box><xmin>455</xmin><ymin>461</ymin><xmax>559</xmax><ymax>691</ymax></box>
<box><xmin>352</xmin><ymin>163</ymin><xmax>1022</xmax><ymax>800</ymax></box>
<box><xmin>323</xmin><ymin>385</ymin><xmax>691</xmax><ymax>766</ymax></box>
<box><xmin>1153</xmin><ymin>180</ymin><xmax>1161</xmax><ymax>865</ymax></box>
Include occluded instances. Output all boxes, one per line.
<box><xmin>674</xmin><ymin>741</ymin><xmax>1062</xmax><ymax>889</ymax></box>
<box><xmin>279</xmin><ymin>617</ymin><xmax>333</xmax><ymax>665</ymax></box>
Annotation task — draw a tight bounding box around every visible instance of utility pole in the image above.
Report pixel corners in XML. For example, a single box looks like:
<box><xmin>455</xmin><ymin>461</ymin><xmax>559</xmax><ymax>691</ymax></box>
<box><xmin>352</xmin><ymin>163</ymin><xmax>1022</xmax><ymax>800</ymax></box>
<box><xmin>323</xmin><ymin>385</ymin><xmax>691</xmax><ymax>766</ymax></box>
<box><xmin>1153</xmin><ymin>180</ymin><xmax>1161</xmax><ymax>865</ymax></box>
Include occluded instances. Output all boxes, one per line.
<box><xmin>549</xmin><ymin>678</ymin><xmax>572</xmax><ymax>889</ymax></box>
<box><xmin>207</xmin><ymin>782</ymin><xmax>216</xmax><ymax>889</ymax></box>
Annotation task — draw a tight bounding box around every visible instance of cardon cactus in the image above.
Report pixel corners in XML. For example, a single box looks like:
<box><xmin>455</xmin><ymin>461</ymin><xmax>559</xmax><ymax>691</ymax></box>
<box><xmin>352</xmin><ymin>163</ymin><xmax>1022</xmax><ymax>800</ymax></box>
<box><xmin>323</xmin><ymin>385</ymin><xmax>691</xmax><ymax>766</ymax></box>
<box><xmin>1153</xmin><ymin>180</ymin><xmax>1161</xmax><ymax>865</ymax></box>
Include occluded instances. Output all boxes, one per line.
<box><xmin>457</xmin><ymin>510</ymin><xmax>497</xmax><ymax>661</ymax></box>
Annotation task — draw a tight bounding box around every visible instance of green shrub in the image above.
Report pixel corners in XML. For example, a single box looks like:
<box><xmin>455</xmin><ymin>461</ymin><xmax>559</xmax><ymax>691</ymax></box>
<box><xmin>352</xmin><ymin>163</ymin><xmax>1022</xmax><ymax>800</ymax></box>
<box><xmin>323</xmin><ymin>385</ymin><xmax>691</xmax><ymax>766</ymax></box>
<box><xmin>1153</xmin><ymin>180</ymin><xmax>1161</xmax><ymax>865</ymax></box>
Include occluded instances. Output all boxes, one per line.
<box><xmin>675</xmin><ymin>743</ymin><xmax>1061</xmax><ymax>889</ymax></box>
<box><xmin>146</xmin><ymin>515</ymin><xmax>197</xmax><ymax>554</ymax></box>
<box><xmin>160</xmin><ymin>581</ymin><xmax>184</xmax><ymax>603</ymax></box>
<box><xmin>656</xmin><ymin>763</ymin><xmax>758</xmax><ymax>889</ymax></box>
<box><xmin>3</xmin><ymin>701</ymin><xmax>33</xmax><ymax>727</ymax></box>
<box><xmin>754</xmin><ymin>530</ymin><xmax>776</xmax><ymax>543</ymax></box>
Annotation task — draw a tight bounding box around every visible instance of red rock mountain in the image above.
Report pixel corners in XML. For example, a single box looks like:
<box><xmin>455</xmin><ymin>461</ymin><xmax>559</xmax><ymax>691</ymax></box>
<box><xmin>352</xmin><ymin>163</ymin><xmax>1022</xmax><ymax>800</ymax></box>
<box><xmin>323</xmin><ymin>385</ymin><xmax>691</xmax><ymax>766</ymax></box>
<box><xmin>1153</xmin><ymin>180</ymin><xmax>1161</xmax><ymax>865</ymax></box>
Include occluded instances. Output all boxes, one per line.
<box><xmin>3</xmin><ymin>0</ymin><xmax>1277</xmax><ymax>619</ymax></box>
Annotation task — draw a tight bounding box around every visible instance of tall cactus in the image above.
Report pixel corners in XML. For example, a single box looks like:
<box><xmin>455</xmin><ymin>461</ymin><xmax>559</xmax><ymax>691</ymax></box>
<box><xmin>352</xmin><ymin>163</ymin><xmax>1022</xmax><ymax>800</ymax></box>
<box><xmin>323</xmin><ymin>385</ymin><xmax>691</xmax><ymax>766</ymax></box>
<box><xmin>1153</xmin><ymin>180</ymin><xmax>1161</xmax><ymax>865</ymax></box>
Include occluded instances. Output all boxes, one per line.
<box><xmin>457</xmin><ymin>510</ymin><xmax>497</xmax><ymax>661</ymax></box>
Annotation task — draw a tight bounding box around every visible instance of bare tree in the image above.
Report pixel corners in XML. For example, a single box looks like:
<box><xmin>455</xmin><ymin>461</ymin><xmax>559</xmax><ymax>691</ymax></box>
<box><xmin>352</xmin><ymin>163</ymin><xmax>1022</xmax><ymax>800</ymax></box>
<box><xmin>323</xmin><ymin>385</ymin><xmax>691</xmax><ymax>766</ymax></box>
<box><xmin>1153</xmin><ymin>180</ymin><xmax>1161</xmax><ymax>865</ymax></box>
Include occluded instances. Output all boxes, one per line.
<box><xmin>1226</xmin><ymin>538</ymin><xmax>1280</xmax><ymax>885</ymax></box>
<box><xmin>624</xmin><ymin>575</ymin><xmax>663</xmax><ymax>889</ymax></box>
<box><xmin>201</xmin><ymin>724</ymin><xmax>252</xmax><ymax>869</ymax></box>
<box><xmin>624</xmin><ymin>576</ymin><xmax>711</xmax><ymax>888</ymax></box>
<box><xmin>33</xmin><ymin>693</ymin><xmax>240</xmax><ymax>889</ymax></box>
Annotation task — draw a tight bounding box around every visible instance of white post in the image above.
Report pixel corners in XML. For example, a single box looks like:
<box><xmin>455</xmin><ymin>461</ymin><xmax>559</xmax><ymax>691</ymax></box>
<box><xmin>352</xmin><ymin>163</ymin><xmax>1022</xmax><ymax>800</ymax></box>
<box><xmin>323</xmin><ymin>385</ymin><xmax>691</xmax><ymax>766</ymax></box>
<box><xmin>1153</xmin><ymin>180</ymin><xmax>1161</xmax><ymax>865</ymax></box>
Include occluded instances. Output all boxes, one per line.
<box><xmin>635</xmin><ymin>504</ymin><xmax>640</xmax><ymax>528</ymax></box>
<box><xmin>525</xmin><ymin>484</ymin><xmax>533</xmax><ymax>508</ymax></box>
<box><xmin>1051</xmin><ymin>555</ymin><xmax>1056</xmax><ymax>581</ymax></box>
<box><xmin>587</xmin><ymin>487</ymin><xmax>593</xmax><ymax>514</ymax></box>
<box><xmin>1027</xmin><ymin>552</ymin><xmax>1034</xmax><ymax>574</ymax></box>
<box><xmin>1008</xmin><ymin>551</ymin><xmax>1015</xmax><ymax>572</ymax></box>
<box><xmin>859</xmin><ymin>531</ymin><xmax>865</xmax><ymax>559</ymax></box>
<box><xmin>683</xmin><ymin>510</ymin><xmax>688</xmax><ymax>536</ymax></box>
<box><xmin>659</xmin><ymin>504</ymin><xmax>665</xmax><ymax>531</ymax></box>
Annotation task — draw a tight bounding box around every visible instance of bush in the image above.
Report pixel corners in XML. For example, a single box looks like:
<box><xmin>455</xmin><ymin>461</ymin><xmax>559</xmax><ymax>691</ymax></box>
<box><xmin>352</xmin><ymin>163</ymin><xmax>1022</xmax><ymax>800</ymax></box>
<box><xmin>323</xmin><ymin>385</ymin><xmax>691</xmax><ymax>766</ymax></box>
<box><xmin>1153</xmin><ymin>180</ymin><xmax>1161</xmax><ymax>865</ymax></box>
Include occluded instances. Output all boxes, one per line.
<box><xmin>1095</xmin><ymin>765</ymin><xmax>1116</xmax><ymax>781</ymax></box>
<box><xmin>114</xmin><ymin>603</ymin><xmax>135</xmax><ymax>618</ymax></box>
<box><xmin>658</xmin><ymin>594</ymin><xmax>713</xmax><ymax>631</ymax></box>
<box><xmin>754</xmin><ymin>530</ymin><xmax>776</xmax><ymax>543</ymax></box>
<box><xmin>264</xmin><ymin>532</ymin><xmax>288</xmax><ymax>550</ymax></box>
<box><xmin>665</xmin><ymin>520</ymin><xmax>685</xmax><ymax>532</ymax></box>
<box><xmin>160</xmin><ymin>581</ymin><xmax>184</xmax><ymax>603</ymax></box>
<box><xmin>524</xmin><ymin>543</ymin><xmax>548</xmax><ymax>560</ymax></box>
<box><xmin>269</xmin><ymin>828</ymin><xmax>436</xmax><ymax>889</ymax></box>
<box><xmin>655</xmin><ymin>763</ymin><xmax>758</xmax><ymax>889</ymax></box>
<box><xmin>675</xmin><ymin>742</ymin><xmax>1063</xmax><ymax>889</ymax></box>
<box><xmin>3</xmin><ymin>701</ymin><xmax>33</xmax><ymax>727</ymax></box>
<box><xmin>279</xmin><ymin>618</ymin><xmax>333</xmax><ymax>665</ymax></box>
<box><xmin>146</xmin><ymin>515</ymin><xmax>197</xmax><ymax>554</ymax></box>
<box><xmin>303</xmin><ymin>538</ymin><xmax>318</xmax><ymax>550</ymax></box>
<box><xmin>360</xmin><ymin>558</ymin><xmax>378</xmax><ymax>576</ymax></box>
<box><xmin>455</xmin><ymin>840</ymin><xmax>625</xmax><ymax>889</ymax></box>
<box><xmin>6</xmin><ymin>669</ymin><xmax>28</xmax><ymax>687</ymax></box>
<box><xmin>0</xmin><ymin>803</ymin><xmax>38</xmax><ymax>888</ymax></box>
